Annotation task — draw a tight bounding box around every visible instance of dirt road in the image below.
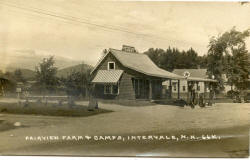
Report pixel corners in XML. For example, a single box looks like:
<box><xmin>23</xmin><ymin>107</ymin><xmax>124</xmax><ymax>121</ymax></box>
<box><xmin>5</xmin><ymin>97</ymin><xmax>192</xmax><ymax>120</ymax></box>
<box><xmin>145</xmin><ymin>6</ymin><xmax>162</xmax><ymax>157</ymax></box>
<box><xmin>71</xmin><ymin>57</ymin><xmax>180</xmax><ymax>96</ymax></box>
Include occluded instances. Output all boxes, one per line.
<box><xmin>0</xmin><ymin>100</ymin><xmax>249</xmax><ymax>157</ymax></box>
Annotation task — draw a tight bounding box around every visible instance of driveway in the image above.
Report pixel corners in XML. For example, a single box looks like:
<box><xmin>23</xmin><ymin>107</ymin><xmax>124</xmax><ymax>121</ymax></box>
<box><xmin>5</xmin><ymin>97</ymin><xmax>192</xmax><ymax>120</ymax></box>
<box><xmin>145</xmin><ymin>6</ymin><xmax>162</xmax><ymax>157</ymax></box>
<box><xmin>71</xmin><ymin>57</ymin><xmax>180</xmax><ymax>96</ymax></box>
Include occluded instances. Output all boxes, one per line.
<box><xmin>0</xmin><ymin>99</ymin><xmax>249</xmax><ymax>157</ymax></box>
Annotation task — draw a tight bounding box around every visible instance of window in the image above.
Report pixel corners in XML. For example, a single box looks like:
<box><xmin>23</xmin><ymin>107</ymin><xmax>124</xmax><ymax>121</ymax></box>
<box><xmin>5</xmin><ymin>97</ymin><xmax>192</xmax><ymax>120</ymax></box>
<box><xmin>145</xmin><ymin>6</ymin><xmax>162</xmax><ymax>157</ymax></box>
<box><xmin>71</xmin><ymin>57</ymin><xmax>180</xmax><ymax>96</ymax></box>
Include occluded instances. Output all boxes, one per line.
<box><xmin>197</xmin><ymin>85</ymin><xmax>200</xmax><ymax>91</ymax></box>
<box><xmin>172</xmin><ymin>83</ymin><xmax>177</xmax><ymax>91</ymax></box>
<box><xmin>132</xmin><ymin>78</ymin><xmax>139</xmax><ymax>96</ymax></box>
<box><xmin>112</xmin><ymin>85</ymin><xmax>118</xmax><ymax>94</ymax></box>
<box><xmin>183</xmin><ymin>86</ymin><xmax>186</xmax><ymax>91</ymax></box>
<box><xmin>108</xmin><ymin>62</ymin><xmax>115</xmax><ymax>70</ymax></box>
<box><xmin>104</xmin><ymin>84</ymin><xmax>119</xmax><ymax>95</ymax></box>
<box><xmin>205</xmin><ymin>86</ymin><xmax>208</xmax><ymax>92</ymax></box>
<box><xmin>104</xmin><ymin>85</ymin><xmax>112</xmax><ymax>94</ymax></box>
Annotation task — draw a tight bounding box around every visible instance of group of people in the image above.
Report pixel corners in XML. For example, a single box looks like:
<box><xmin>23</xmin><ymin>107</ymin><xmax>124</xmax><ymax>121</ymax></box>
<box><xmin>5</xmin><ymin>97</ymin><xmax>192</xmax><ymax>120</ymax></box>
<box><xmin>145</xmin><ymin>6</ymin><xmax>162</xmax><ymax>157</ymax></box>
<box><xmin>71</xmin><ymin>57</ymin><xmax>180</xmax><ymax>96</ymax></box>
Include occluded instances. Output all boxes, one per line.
<box><xmin>188</xmin><ymin>82</ymin><xmax>215</xmax><ymax>108</ymax></box>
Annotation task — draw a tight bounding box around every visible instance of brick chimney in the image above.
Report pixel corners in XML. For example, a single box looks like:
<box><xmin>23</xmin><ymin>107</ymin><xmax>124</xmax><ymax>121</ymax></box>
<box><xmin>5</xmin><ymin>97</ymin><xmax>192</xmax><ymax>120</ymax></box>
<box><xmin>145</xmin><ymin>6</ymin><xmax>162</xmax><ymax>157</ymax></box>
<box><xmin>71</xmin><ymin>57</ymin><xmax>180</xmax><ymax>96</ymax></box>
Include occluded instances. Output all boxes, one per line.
<box><xmin>122</xmin><ymin>45</ymin><xmax>137</xmax><ymax>53</ymax></box>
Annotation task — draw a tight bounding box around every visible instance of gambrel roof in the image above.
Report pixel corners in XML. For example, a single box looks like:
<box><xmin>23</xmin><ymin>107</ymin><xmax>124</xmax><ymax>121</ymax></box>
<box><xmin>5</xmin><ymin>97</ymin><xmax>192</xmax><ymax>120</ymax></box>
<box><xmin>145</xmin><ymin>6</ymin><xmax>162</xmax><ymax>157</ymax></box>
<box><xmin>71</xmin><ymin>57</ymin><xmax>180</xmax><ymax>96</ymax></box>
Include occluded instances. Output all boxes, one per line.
<box><xmin>91</xmin><ymin>48</ymin><xmax>183</xmax><ymax>80</ymax></box>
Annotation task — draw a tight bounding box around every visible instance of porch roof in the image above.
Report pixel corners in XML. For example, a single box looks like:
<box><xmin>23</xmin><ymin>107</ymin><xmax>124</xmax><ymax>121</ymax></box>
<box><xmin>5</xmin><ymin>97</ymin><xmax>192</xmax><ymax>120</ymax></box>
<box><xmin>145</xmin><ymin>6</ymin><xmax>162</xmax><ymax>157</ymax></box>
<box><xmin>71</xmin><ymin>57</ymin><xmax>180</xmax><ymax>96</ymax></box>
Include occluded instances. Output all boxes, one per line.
<box><xmin>187</xmin><ymin>77</ymin><xmax>217</xmax><ymax>82</ymax></box>
<box><xmin>172</xmin><ymin>69</ymin><xmax>217</xmax><ymax>82</ymax></box>
<box><xmin>92</xmin><ymin>70</ymin><xmax>123</xmax><ymax>84</ymax></box>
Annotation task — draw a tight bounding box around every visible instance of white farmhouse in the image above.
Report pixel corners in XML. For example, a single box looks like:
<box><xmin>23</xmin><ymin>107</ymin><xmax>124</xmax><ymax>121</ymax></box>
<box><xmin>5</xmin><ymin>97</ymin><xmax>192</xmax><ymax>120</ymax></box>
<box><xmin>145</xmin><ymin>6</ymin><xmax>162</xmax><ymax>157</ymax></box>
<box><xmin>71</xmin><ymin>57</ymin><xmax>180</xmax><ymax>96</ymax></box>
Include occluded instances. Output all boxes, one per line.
<box><xmin>162</xmin><ymin>69</ymin><xmax>216</xmax><ymax>99</ymax></box>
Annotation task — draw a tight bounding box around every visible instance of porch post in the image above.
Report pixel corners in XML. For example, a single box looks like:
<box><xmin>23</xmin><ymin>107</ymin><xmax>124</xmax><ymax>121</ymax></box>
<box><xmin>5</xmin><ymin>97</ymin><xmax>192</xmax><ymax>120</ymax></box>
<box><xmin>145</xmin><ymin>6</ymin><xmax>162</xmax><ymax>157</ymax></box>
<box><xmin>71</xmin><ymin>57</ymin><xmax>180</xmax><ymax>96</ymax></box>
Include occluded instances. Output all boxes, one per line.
<box><xmin>204</xmin><ymin>82</ymin><xmax>207</xmax><ymax>100</ymax></box>
<box><xmin>196</xmin><ymin>81</ymin><xmax>199</xmax><ymax>102</ymax></box>
<box><xmin>149</xmin><ymin>80</ymin><xmax>152</xmax><ymax>100</ymax></box>
<box><xmin>169</xmin><ymin>79</ymin><xmax>172</xmax><ymax>99</ymax></box>
<box><xmin>187</xmin><ymin>80</ymin><xmax>190</xmax><ymax>103</ymax></box>
<box><xmin>177</xmin><ymin>79</ymin><xmax>180</xmax><ymax>99</ymax></box>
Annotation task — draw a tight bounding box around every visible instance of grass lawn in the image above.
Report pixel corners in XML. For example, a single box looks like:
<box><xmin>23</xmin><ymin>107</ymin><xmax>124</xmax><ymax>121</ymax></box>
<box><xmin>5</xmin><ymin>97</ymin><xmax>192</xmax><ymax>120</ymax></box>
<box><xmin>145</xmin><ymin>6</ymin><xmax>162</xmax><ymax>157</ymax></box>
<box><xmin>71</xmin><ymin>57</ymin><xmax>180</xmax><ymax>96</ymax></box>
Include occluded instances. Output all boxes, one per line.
<box><xmin>0</xmin><ymin>120</ymin><xmax>17</xmax><ymax>132</ymax></box>
<box><xmin>0</xmin><ymin>102</ymin><xmax>112</xmax><ymax>117</ymax></box>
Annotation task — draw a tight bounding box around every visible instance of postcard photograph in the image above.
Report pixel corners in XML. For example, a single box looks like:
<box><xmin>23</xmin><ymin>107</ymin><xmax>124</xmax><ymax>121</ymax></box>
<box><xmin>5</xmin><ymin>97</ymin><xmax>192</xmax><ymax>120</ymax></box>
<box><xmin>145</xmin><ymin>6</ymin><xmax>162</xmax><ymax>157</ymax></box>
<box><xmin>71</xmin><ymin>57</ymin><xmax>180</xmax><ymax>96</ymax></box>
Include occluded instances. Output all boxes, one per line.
<box><xmin>0</xmin><ymin>0</ymin><xmax>249</xmax><ymax>158</ymax></box>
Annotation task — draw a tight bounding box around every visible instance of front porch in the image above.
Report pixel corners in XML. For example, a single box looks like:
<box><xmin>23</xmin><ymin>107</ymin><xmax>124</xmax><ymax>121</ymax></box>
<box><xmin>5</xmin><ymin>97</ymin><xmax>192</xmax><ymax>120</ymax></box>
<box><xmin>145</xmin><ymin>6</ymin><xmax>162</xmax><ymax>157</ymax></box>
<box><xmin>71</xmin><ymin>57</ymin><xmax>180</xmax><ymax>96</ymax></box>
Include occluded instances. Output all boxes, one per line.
<box><xmin>93</xmin><ymin>78</ymin><xmax>164</xmax><ymax>100</ymax></box>
<box><xmin>131</xmin><ymin>78</ymin><xmax>163</xmax><ymax>100</ymax></box>
<box><xmin>90</xmin><ymin>69</ymin><xmax>181</xmax><ymax>100</ymax></box>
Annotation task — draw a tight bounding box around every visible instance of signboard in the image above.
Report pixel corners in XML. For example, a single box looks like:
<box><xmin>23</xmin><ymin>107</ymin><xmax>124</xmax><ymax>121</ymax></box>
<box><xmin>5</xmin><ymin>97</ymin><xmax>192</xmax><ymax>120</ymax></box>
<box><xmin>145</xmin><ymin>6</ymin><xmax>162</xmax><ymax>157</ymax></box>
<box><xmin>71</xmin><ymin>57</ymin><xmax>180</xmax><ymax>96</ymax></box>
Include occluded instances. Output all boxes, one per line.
<box><xmin>183</xmin><ymin>71</ymin><xmax>190</xmax><ymax>78</ymax></box>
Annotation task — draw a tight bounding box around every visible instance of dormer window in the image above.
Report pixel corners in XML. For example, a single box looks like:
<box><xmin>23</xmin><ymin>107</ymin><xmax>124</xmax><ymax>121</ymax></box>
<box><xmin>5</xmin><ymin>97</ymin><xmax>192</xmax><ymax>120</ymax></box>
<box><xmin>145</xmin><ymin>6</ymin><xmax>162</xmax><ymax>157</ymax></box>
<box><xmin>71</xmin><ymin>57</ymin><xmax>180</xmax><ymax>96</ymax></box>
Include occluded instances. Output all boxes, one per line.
<box><xmin>108</xmin><ymin>62</ymin><xmax>115</xmax><ymax>70</ymax></box>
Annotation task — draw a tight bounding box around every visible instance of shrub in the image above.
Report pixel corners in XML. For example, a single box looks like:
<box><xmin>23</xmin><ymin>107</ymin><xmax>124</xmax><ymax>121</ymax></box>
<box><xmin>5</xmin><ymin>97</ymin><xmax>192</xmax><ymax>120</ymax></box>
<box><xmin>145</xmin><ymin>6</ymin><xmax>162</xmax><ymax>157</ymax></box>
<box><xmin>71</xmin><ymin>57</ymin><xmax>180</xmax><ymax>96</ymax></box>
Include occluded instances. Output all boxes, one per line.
<box><xmin>227</xmin><ymin>90</ymin><xmax>239</xmax><ymax>98</ymax></box>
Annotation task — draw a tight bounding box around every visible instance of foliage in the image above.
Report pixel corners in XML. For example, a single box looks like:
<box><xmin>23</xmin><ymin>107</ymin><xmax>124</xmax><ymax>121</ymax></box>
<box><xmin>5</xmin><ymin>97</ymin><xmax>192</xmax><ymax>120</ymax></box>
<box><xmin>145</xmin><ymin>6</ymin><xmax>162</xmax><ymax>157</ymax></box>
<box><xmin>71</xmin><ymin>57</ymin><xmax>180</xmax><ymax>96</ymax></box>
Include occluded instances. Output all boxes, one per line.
<box><xmin>207</xmin><ymin>27</ymin><xmax>250</xmax><ymax>92</ymax></box>
<box><xmin>227</xmin><ymin>90</ymin><xmax>239</xmax><ymax>98</ymax></box>
<box><xmin>0</xmin><ymin>70</ymin><xmax>3</xmax><ymax>76</ymax></box>
<box><xmin>144</xmin><ymin>47</ymin><xmax>204</xmax><ymax>72</ymax></box>
<box><xmin>35</xmin><ymin>56</ymin><xmax>58</xmax><ymax>93</ymax></box>
<box><xmin>0</xmin><ymin>102</ymin><xmax>111</xmax><ymax>117</ymax></box>
<box><xmin>0</xmin><ymin>71</ymin><xmax>16</xmax><ymax>93</ymax></box>
<box><xmin>61</xmin><ymin>67</ymin><xmax>91</xmax><ymax>97</ymax></box>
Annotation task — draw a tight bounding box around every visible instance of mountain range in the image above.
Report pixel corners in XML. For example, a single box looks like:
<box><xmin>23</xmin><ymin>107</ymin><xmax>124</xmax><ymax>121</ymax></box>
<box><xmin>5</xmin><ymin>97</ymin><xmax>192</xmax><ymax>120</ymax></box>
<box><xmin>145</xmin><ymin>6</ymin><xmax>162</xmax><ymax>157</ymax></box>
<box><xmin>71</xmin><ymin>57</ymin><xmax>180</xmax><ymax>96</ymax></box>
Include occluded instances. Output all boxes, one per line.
<box><xmin>0</xmin><ymin>49</ymin><xmax>93</xmax><ymax>80</ymax></box>
<box><xmin>0</xmin><ymin>49</ymin><xmax>85</xmax><ymax>71</ymax></box>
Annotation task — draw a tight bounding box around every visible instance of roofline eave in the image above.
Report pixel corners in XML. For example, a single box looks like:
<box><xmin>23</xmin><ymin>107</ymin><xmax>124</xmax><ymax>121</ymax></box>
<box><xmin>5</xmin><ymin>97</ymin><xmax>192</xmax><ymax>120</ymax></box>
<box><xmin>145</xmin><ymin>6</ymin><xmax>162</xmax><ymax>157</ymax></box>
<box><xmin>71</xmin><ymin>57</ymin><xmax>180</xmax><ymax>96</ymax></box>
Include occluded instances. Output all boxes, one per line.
<box><xmin>91</xmin><ymin>49</ymin><xmax>184</xmax><ymax>80</ymax></box>
<box><xmin>122</xmin><ymin>64</ymin><xmax>183</xmax><ymax>80</ymax></box>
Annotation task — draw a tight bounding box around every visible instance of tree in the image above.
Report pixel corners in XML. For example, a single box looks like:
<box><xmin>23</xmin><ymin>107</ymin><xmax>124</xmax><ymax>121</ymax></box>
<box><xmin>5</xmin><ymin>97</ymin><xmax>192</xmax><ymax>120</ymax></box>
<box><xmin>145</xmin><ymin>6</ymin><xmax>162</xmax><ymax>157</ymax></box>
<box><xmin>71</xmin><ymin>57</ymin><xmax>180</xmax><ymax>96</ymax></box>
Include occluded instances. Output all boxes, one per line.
<box><xmin>207</xmin><ymin>27</ymin><xmax>250</xmax><ymax>93</ymax></box>
<box><xmin>184</xmin><ymin>48</ymin><xmax>199</xmax><ymax>68</ymax></box>
<box><xmin>197</xmin><ymin>55</ymin><xmax>208</xmax><ymax>69</ymax></box>
<box><xmin>35</xmin><ymin>56</ymin><xmax>58</xmax><ymax>94</ymax></box>
<box><xmin>144</xmin><ymin>47</ymin><xmax>202</xmax><ymax>71</ymax></box>
<box><xmin>229</xmin><ymin>46</ymin><xmax>250</xmax><ymax>91</ymax></box>
<box><xmin>144</xmin><ymin>48</ymin><xmax>161</xmax><ymax>67</ymax></box>
<box><xmin>62</xmin><ymin>65</ymin><xmax>91</xmax><ymax>98</ymax></box>
<box><xmin>164</xmin><ymin>47</ymin><xmax>181</xmax><ymax>71</ymax></box>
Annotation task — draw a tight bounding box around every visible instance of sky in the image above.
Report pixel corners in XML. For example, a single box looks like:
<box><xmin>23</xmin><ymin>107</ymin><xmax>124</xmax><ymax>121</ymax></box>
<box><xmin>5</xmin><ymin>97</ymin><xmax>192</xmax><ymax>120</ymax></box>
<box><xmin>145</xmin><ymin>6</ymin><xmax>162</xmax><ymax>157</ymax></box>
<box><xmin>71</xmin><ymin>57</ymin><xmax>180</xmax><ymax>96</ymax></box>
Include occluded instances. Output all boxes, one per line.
<box><xmin>0</xmin><ymin>0</ymin><xmax>250</xmax><ymax>66</ymax></box>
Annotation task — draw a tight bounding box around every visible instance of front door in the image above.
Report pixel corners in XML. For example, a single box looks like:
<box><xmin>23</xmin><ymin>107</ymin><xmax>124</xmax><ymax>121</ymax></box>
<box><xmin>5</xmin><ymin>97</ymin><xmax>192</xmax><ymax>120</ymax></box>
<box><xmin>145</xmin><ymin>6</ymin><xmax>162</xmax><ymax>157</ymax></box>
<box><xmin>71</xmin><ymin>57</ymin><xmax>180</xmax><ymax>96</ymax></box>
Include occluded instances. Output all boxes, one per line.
<box><xmin>132</xmin><ymin>78</ymin><xmax>149</xmax><ymax>99</ymax></box>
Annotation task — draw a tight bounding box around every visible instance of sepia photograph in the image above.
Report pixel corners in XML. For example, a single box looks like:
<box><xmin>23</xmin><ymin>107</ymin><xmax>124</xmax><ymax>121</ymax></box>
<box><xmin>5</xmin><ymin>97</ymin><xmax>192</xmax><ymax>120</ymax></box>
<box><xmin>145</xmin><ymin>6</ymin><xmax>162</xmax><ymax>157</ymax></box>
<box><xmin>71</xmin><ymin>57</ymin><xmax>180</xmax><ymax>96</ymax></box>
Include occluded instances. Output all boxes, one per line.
<box><xmin>0</xmin><ymin>0</ymin><xmax>249</xmax><ymax>158</ymax></box>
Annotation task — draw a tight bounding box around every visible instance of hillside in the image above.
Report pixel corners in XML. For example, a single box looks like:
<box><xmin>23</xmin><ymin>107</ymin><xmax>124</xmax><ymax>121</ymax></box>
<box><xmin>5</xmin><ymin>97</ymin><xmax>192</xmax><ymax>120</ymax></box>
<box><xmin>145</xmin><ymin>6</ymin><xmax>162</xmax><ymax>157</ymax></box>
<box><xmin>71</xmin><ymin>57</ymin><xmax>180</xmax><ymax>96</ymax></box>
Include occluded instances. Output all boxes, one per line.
<box><xmin>4</xmin><ymin>68</ymin><xmax>36</xmax><ymax>81</ymax></box>
<box><xmin>17</xmin><ymin>69</ymin><xmax>36</xmax><ymax>80</ymax></box>
<box><xmin>0</xmin><ymin>49</ymin><xmax>83</xmax><ymax>71</ymax></box>
<box><xmin>56</xmin><ymin>63</ymin><xmax>93</xmax><ymax>78</ymax></box>
<box><xmin>2</xmin><ymin>64</ymin><xmax>93</xmax><ymax>81</ymax></box>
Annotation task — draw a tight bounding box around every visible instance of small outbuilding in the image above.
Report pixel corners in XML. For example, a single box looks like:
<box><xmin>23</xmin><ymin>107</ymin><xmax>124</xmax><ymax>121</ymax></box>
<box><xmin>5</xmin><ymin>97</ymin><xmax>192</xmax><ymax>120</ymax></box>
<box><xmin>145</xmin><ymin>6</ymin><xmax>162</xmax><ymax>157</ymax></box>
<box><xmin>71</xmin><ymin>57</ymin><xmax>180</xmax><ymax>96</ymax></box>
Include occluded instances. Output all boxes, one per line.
<box><xmin>0</xmin><ymin>75</ymin><xmax>15</xmax><ymax>96</ymax></box>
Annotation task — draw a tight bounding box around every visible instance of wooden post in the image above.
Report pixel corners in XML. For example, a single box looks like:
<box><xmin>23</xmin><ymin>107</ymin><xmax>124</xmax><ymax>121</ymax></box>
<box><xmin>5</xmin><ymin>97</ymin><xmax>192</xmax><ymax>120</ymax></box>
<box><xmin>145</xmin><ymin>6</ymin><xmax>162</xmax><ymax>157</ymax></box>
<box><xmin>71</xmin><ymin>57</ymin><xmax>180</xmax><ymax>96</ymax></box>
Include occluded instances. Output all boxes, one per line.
<box><xmin>149</xmin><ymin>80</ymin><xmax>152</xmax><ymax>100</ymax></box>
<box><xmin>169</xmin><ymin>79</ymin><xmax>172</xmax><ymax>99</ymax></box>
<box><xmin>187</xmin><ymin>81</ymin><xmax>189</xmax><ymax>103</ymax></box>
<box><xmin>177</xmin><ymin>79</ymin><xmax>180</xmax><ymax>99</ymax></box>
<box><xmin>196</xmin><ymin>81</ymin><xmax>199</xmax><ymax>104</ymax></box>
<box><xmin>204</xmin><ymin>82</ymin><xmax>207</xmax><ymax>100</ymax></box>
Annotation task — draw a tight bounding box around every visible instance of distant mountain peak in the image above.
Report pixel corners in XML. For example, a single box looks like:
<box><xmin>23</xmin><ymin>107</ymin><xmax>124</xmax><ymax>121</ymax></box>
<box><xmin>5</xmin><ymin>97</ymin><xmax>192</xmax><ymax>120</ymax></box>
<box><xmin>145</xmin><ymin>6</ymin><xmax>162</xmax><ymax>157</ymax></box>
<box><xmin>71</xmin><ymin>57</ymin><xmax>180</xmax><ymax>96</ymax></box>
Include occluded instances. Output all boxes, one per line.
<box><xmin>0</xmin><ymin>49</ymin><xmax>86</xmax><ymax>72</ymax></box>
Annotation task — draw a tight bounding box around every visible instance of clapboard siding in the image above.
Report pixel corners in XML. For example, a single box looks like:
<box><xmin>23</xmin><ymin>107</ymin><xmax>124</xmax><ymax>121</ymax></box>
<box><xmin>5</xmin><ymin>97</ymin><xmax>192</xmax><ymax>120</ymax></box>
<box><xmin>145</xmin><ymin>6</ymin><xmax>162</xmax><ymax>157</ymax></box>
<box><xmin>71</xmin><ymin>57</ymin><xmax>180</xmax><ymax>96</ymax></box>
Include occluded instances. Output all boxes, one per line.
<box><xmin>118</xmin><ymin>72</ymin><xmax>135</xmax><ymax>100</ymax></box>
<box><xmin>91</xmin><ymin>52</ymin><xmax>166</xmax><ymax>100</ymax></box>
<box><xmin>91</xmin><ymin>54</ymin><xmax>123</xmax><ymax>81</ymax></box>
<box><xmin>98</xmin><ymin>54</ymin><xmax>123</xmax><ymax>70</ymax></box>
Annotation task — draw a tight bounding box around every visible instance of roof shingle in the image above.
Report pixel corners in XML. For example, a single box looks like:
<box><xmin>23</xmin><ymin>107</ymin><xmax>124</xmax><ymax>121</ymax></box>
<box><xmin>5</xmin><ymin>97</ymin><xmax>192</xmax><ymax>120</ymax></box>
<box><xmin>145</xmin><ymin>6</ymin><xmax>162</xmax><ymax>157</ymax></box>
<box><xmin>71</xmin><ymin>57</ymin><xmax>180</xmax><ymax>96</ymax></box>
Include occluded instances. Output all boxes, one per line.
<box><xmin>173</xmin><ymin>69</ymin><xmax>208</xmax><ymax>79</ymax></box>
<box><xmin>173</xmin><ymin>69</ymin><xmax>216</xmax><ymax>82</ymax></box>
<box><xmin>109</xmin><ymin>49</ymin><xmax>182</xmax><ymax>79</ymax></box>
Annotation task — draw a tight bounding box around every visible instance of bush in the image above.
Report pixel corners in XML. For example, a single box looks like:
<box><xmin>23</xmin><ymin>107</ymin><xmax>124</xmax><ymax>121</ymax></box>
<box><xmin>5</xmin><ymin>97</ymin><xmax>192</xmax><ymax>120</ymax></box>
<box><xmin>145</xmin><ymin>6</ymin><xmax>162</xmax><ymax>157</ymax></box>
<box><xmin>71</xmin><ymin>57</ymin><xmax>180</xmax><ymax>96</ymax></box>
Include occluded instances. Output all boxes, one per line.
<box><xmin>0</xmin><ymin>102</ymin><xmax>112</xmax><ymax>117</ymax></box>
<box><xmin>227</xmin><ymin>90</ymin><xmax>239</xmax><ymax>98</ymax></box>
